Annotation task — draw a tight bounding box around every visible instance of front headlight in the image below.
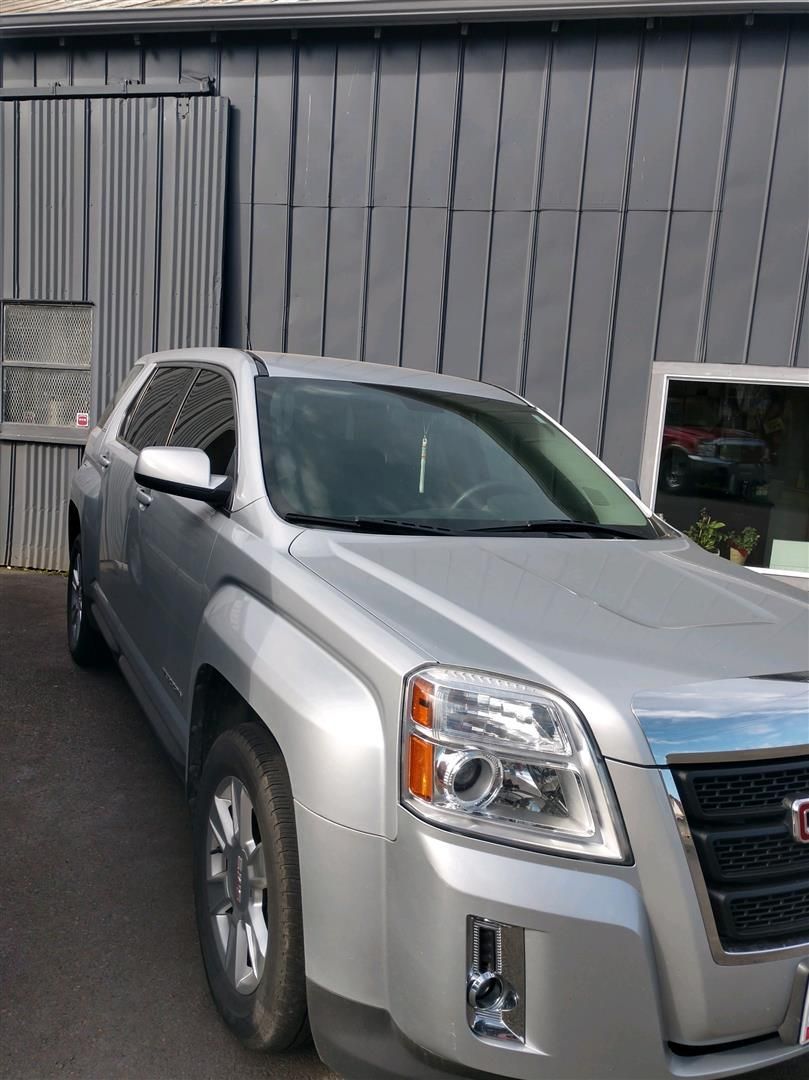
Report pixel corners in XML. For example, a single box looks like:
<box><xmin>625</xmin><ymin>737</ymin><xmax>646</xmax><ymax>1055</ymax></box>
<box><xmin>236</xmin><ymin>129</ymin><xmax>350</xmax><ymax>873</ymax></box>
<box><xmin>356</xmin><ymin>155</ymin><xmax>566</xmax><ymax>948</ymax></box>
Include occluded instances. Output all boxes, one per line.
<box><xmin>402</xmin><ymin>667</ymin><xmax>630</xmax><ymax>863</ymax></box>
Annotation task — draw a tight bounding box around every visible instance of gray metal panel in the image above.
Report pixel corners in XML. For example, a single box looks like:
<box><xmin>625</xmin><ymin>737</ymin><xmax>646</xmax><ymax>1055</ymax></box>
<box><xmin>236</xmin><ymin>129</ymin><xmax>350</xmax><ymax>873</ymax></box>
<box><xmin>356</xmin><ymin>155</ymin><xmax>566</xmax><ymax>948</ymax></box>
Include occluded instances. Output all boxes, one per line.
<box><xmin>286</xmin><ymin>205</ymin><xmax>328</xmax><ymax>354</ymax></box>
<box><xmin>331</xmin><ymin>40</ymin><xmax>375</xmax><ymax>209</ymax></box>
<box><xmin>157</xmin><ymin>95</ymin><xmax>229</xmax><ymax>351</ymax></box>
<box><xmin>323</xmin><ymin>206</ymin><xmax>364</xmax><ymax>358</ymax></box>
<box><xmin>452</xmin><ymin>35</ymin><xmax>504</xmax><ymax>212</ymax></box>
<box><xmin>410</xmin><ymin>36</ymin><xmax>459</xmax><ymax>209</ymax></box>
<box><xmin>8</xmin><ymin>441</ymin><xmax>80</xmax><ymax>570</ymax></box>
<box><xmin>493</xmin><ymin>31</ymin><xmax>549</xmax><ymax>212</ymax></box>
<box><xmin>539</xmin><ymin>24</ymin><xmax>595</xmax><ymax>211</ymax></box>
<box><xmin>293</xmin><ymin>42</ymin><xmax>337</xmax><ymax>208</ymax></box>
<box><xmin>479</xmin><ymin>211</ymin><xmax>532</xmax><ymax>388</ymax></box>
<box><xmin>0</xmin><ymin>439</ymin><xmax>12</xmax><ymax>564</ymax></box>
<box><xmin>0</xmin><ymin>102</ymin><xmax>13</xmax><ymax>301</ymax></box>
<box><xmin>87</xmin><ymin>96</ymin><xmax>160</xmax><ymax>410</ymax></box>
<box><xmin>363</xmin><ymin>206</ymin><xmax>408</xmax><ymax>365</ymax></box>
<box><xmin>17</xmin><ymin>99</ymin><xmax>87</xmax><ymax>301</ymax></box>
<box><xmin>372</xmin><ymin>38</ymin><xmax>419</xmax><ymax>209</ymax></box>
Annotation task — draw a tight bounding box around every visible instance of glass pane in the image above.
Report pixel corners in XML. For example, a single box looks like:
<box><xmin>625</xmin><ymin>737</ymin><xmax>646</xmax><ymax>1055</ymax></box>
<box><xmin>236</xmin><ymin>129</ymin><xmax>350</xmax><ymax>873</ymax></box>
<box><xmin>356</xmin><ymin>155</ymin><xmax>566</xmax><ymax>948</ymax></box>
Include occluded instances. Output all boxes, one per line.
<box><xmin>256</xmin><ymin>378</ymin><xmax>654</xmax><ymax>535</ymax></box>
<box><xmin>122</xmin><ymin>366</ymin><xmax>194</xmax><ymax>451</ymax></box>
<box><xmin>170</xmin><ymin>369</ymin><xmax>236</xmax><ymax>475</ymax></box>
<box><xmin>655</xmin><ymin>379</ymin><xmax>809</xmax><ymax>573</ymax></box>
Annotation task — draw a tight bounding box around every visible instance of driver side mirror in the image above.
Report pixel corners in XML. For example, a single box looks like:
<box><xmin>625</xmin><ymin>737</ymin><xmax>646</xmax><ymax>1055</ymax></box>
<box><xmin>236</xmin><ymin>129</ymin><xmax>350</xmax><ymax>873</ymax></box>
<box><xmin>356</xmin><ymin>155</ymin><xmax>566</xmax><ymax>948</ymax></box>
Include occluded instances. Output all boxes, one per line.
<box><xmin>134</xmin><ymin>446</ymin><xmax>232</xmax><ymax>507</ymax></box>
<box><xmin>620</xmin><ymin>476</ymin><xmax>641</xmax><ymax>498</ymax></box>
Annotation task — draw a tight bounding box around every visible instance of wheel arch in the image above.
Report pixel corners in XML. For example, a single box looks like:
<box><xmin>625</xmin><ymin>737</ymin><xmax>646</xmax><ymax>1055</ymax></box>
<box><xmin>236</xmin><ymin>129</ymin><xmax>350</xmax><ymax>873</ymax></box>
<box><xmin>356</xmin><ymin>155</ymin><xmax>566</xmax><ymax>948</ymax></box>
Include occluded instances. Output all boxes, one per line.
<box><xmin>189</xmin><ymin>585</ymin><xmax>393</xmax><ymax>837</ymax></box>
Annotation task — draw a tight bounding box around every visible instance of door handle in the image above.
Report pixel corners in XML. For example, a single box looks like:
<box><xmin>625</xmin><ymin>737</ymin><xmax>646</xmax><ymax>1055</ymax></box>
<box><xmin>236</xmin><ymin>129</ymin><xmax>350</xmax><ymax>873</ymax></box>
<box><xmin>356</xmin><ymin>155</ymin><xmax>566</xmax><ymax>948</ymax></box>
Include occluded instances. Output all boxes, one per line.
<box><xmin>136</xmin><ymin>487</ymin><xmax>153</xmax><ymax>508</ymax></box>
<box><xmin>99</xmin><ymin>452</ymin><xmax>111</xmax><ymax>470</ymax></box>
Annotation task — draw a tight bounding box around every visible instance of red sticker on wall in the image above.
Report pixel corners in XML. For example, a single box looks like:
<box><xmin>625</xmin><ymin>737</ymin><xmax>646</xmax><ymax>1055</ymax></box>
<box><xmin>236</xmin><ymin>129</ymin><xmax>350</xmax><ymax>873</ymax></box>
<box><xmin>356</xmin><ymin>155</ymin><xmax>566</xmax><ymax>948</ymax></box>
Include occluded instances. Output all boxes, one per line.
<box><xmin>76</xmin><ymin>413</ymin><xmax>89</xmax><ymax>428</ymax></box>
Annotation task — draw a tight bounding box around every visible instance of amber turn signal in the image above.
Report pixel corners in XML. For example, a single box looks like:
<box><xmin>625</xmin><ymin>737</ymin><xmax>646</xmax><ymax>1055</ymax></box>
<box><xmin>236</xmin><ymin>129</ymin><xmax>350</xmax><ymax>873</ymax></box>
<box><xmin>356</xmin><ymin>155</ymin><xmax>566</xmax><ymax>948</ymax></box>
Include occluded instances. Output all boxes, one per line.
<box><xmin>410</xmin><ymin>676</ymin><xmax>433</xmax><ymax>727</ymax></box>
<box><xmin>407</xmin><ymin>734</ymin><xmax>434</xmax><ymax>800</ymax></box>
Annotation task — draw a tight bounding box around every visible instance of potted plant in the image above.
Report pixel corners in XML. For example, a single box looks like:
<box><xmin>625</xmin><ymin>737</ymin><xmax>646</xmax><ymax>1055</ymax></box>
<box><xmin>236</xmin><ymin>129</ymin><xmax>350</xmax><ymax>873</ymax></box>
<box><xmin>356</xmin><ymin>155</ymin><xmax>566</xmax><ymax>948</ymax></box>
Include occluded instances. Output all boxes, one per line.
<box><xmin>686</xmin><ymin>509</ymin><xmax>726</xmax><ymax>554</ymax></box>
<box><xmin>724</xmin><ymin>525</ymin><xmax>760</xmax><ymax>565</ymax></box>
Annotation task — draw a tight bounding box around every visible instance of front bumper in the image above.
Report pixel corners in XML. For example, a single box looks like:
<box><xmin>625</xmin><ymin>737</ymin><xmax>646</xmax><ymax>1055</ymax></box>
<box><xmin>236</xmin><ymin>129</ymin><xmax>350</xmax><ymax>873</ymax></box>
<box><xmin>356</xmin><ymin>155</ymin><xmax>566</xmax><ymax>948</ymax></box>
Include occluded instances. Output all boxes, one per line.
<box><xmin>295</xmin><ymin>792</ymin><xmax>809</xmax><ymax>1080</ymax></box>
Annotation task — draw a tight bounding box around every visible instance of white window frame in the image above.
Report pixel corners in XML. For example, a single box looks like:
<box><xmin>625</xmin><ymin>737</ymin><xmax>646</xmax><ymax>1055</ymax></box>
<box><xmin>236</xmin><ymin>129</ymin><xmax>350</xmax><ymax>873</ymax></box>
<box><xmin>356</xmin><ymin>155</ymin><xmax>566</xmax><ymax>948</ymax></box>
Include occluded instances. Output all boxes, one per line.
<box><xmin>639</xmin><ymin>362</ymin><xmax>809</xmax><ymax>580</ymax></box>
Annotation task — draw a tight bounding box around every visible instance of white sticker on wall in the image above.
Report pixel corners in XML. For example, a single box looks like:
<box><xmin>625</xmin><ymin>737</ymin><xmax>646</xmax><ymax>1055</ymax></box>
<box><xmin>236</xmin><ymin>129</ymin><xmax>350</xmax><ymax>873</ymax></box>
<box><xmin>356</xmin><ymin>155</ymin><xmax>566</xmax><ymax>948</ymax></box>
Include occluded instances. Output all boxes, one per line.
<box><xmin>76</xmin><ymin>412</ymin><xmax>89</xmax><ymax>428</ymax></box>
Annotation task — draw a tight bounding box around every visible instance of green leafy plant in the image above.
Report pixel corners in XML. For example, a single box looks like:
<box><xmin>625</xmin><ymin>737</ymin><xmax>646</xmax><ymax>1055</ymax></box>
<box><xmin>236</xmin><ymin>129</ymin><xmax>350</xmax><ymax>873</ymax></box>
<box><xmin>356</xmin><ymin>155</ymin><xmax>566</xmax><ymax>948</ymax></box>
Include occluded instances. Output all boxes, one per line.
<box><xmin>686</xmin><ymin>508</ymin><xmax>726</xmax><ymax>553</ymax></box>
<box><xmin>725</xmin><ymin>525</ymin><xmax>760</xmax><ymax>559</ymax></box>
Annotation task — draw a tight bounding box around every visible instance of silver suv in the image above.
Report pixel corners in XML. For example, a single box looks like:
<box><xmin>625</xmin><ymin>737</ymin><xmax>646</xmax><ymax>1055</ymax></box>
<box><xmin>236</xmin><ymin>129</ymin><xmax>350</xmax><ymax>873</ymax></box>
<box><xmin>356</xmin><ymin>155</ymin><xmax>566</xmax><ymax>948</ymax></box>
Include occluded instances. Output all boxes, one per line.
<box><xmin>68</xmin><ymin>348</ymin><xmax>809</xmax><ymax>1080</ymax></box>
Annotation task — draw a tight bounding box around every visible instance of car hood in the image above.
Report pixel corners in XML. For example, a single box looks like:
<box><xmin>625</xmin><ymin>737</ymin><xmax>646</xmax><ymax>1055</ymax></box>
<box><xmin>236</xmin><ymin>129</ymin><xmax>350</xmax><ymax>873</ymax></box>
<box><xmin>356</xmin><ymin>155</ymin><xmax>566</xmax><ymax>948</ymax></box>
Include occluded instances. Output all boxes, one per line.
<box><xmin>290</xmin><ymin>531</ymin><xmax>809</xmax><ymax>764</ymax></box>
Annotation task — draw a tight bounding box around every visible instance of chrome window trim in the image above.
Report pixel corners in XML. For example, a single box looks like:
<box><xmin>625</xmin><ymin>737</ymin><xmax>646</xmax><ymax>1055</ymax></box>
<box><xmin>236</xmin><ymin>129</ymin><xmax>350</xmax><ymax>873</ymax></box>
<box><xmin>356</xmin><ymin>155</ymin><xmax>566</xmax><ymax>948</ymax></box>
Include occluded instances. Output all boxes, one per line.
<box><xmin>638</xmin><ymin>361</ymin><xmax>809</xmax><ymax>580</ymax></box>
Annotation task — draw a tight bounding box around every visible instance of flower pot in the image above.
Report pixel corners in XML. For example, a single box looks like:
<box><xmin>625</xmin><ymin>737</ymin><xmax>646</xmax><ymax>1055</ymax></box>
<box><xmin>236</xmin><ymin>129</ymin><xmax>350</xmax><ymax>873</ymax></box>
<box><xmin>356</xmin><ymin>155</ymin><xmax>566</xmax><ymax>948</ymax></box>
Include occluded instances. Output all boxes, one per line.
<box><xmin>729</xmin><ymin>547</ymin><xmax>748</xmax><ymax>565</ymax></box>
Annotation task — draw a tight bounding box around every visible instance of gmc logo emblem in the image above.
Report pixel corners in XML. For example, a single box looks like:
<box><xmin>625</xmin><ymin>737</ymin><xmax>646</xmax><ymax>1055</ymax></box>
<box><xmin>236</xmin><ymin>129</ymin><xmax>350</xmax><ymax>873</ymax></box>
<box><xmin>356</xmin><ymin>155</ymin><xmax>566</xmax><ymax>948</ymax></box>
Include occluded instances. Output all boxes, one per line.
<box><xmin>789</xmin><ymin>798</ymin><xmax>809</xmax><ymax>844</ymax></box>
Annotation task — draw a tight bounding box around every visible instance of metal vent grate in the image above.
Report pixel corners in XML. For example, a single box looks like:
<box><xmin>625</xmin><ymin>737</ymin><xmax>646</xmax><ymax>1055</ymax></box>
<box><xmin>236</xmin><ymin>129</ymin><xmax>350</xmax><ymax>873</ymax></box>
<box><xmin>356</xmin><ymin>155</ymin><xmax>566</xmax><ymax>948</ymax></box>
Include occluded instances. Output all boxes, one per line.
<box><xmin>3</xmin><ymin>367</ymin><xmax>91</xmax><ymax>426</ymax></box>
<box><xmin>3</xmin><ymin>303</ymin><xmax>92</xmax><ymax>368</ymax></box>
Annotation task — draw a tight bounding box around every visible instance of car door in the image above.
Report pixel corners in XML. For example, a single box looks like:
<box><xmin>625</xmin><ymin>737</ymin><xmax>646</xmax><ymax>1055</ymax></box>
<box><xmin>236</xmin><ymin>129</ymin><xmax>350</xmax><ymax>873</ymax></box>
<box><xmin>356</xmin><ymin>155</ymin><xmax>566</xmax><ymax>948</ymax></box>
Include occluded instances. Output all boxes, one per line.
<box><xmin>96</xmin><ymin>365</ymin><xmax>195</xmax><ymax>675</ymax></box>
<box><xmin>134</xmin><ymin>366</ymin><xmax>237</xmax><ymax>750</ymax></box>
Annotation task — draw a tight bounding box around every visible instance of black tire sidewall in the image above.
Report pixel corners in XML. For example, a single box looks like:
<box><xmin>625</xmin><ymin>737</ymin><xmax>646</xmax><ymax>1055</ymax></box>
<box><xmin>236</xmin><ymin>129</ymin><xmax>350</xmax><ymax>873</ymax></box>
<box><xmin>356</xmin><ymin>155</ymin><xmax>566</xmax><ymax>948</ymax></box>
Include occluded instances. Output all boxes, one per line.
<box><xmin>192</xmin><ymin>725</ymin><xmax>307</xmax><ymax>1051</ymax></box>
<box><xmin>67</xmin><ymin>536</ymin><xmax>101</xmax><ymax>665</ymax></box>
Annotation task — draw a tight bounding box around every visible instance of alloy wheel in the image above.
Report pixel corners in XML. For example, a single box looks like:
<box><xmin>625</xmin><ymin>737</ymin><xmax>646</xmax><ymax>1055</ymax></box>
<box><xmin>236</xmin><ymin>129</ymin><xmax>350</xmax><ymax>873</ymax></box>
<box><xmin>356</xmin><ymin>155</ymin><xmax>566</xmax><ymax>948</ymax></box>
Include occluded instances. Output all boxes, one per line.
<box><xmin>206</xmin><ymin>776</ymin><xmax>269</xmax><ymax>995</ymax></box>
<box><xmin>69</xmin><ymin>552</ymin><xmax>83</xmax><ymax>646</ymax></box>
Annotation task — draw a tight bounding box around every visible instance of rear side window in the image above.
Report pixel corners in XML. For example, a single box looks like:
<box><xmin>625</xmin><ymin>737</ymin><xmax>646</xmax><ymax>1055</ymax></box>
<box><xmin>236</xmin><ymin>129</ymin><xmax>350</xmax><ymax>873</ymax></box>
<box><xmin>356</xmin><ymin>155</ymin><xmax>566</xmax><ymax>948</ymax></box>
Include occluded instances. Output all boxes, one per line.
<box><xmin>121</xmin><ymin>366</ymin><xmax>194</xmax><ymax>451</ymax></box>
<box><xmin>169</xmin><ymin>369</ymin><xmax>237</xmax><ymax>475</ymax></box>
<box><xmin>97</xmin><ymin>365</ymin><xmax>143</xmax><ymax>429</ymax></box>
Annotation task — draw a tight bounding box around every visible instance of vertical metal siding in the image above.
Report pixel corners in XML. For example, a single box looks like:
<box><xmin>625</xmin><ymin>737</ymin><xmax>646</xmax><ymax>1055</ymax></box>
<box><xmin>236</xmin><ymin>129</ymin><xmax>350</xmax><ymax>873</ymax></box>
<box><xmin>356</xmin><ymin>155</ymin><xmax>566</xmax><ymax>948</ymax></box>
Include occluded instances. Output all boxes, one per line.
<box><xmin>1</xmin><ymin>14</ymin><xmax>807</xmax><ymax>564</ymax></box>
<box><xmin>214</xmin><ymin>15</ymin><xmax>809</xmax><ymax>482</ymax></box>
<box><xmin>8</xmin><ymin>442</ymin><xmax>82</xmax><ymax>570</ymax></box>
<box><xmin>1</xmin><ymin>92</ymin><xmax>228</xmax><ymax>569</ymax></box>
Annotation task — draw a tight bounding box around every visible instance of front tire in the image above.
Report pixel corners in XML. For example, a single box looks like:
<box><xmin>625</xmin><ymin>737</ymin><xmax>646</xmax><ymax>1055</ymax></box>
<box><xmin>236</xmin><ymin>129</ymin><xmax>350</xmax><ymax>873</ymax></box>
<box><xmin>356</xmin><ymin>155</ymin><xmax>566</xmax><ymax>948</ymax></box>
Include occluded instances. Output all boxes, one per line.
<box><xmin>192</xmin><ymin>724</ymin><xmax>308</xmax><ymax>1051</ymax></box>
<box><xmin>67</xmin><ymin>536</ymin><xmax>105</xmax><ymax>666</ymax></box>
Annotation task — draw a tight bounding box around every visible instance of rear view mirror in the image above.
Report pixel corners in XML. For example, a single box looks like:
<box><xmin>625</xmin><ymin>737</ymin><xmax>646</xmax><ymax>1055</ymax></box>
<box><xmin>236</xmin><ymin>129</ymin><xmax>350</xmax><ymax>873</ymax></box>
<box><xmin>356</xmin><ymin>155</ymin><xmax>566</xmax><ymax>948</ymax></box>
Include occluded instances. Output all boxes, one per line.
<box><xmin>134</xmin><ymin>446</ymin><xmax>232</xmax><ymax>506</ymax></box>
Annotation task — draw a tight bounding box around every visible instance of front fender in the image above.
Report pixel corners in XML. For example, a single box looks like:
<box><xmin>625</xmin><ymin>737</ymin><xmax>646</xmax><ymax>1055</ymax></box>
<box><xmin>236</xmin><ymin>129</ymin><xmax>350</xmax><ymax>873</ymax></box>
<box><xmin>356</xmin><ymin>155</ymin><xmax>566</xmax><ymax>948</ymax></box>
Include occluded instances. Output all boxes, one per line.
<box><xmin>194</xmin><ymin>584</ymin><xmax>393</xmax><ymax>837</ymax></box>
<box><xmin>70</xmin><ymin>430</ymin><xmax>104</xmax><ymax>581</ymax></box>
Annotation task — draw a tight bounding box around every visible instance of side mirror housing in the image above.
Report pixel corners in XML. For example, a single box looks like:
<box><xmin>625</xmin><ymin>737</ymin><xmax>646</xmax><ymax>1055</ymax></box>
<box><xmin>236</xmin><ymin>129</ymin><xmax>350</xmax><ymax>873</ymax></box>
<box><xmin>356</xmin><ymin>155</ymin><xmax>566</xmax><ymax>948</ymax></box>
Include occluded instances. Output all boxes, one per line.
<box><xmin>134</xmin><ymin>446</ymin><xmax>232</xmax><ymax>507</ymax></box>
<box><xmin>620</xmin><ymin>476</ymin><xmax>641</xmax><ymax>498</ymax></box>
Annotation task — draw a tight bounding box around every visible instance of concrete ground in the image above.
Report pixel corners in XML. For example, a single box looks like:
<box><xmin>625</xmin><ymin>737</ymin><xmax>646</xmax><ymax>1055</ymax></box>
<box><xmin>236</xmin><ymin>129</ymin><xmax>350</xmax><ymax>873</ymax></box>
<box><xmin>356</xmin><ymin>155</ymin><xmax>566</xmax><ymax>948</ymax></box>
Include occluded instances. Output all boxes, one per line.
<box><xmin>0</xmin><ymin>568</ymin><xmax>806</xmax><ymax>1080</ymax></box>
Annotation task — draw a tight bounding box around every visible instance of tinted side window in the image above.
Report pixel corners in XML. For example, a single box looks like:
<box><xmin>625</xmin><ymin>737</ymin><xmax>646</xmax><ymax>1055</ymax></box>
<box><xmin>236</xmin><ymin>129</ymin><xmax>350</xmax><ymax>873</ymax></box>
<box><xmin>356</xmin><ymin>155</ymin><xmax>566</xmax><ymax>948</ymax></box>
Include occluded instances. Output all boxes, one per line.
<box><xmin>169</xmin><ymin>369</ymin><xmax>236</xmax><ymax>475</ymax></box>
<box><xmin>121</xmin><ymin>366</ymin><xmax>194</xmax><ymax>451</ymax></box>
<box><xmin>98</xmin><ymin>365</ymin><xmax>143</xmax><ymax>428</ymax></box>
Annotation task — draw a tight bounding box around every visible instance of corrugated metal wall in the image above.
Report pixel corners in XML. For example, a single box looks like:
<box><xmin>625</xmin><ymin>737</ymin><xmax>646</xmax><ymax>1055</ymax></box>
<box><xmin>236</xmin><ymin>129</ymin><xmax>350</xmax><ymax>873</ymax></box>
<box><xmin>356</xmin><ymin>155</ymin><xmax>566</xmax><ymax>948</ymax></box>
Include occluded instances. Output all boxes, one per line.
<box><xmin>1</xmin><ymin>94</ymin><xmax>228</xmax><ymax>568</ymax></box>
<box><xmin>1</xmin><ymin>13</ymin><xmax>807</xmax><ymax>566</ymax></box>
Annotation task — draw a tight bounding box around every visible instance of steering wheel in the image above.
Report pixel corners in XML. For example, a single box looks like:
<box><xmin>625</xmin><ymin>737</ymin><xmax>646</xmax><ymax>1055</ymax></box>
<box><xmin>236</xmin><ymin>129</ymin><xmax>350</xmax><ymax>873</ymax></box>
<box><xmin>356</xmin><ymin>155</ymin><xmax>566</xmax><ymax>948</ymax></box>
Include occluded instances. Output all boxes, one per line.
<box><xmin>449</xmin><ymin>480</ymin><xmax>529</xmax><ymax>512</ymax></box>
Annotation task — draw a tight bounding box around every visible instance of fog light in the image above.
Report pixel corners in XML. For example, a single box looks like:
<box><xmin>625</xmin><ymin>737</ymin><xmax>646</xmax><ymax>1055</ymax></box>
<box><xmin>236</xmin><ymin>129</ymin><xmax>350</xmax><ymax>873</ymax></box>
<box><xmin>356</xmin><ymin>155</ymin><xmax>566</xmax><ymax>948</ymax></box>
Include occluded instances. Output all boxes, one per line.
<box><xmin>467</xmin><ymin>916</ymin><xmax>525</xmax><ymax>1043</ymax></box>
<box><xmin>467</xmin><ymin>972</ymin><xmax>505</xmax><ymax>1010</ymax></box>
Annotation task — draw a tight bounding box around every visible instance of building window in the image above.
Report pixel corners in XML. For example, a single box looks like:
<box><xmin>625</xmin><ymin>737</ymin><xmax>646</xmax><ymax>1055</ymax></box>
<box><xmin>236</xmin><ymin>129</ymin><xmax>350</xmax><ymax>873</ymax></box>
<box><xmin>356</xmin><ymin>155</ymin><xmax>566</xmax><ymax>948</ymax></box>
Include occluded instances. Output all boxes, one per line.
<box><xmin>1</xmin><ymin>302</ymin><xmax>93</xmax><ymax>433</ymax></box>
<box><xmin>641</xmin><ymin>364</ymin><xmax>809</xmax><ymax>578</ymax></box>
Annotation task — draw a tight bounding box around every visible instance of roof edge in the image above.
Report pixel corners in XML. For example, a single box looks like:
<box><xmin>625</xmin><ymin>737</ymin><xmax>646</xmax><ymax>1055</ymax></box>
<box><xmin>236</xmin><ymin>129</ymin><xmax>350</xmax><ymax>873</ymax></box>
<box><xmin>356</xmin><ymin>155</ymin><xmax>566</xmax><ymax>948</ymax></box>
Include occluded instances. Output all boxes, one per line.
<box><xmin>0</xmin><ymin>0</ymin><xmax>804</xmax><ymax>39</ymax></box>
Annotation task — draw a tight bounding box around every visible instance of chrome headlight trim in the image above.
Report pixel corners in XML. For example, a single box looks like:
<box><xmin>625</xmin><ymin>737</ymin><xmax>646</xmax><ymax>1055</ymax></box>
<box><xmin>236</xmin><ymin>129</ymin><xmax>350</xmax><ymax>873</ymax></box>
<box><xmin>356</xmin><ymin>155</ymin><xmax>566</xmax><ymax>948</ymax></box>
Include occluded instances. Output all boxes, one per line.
<box><xmin>401</xmin><ymin>665</ymin><xmax>632</xmax><ymax>864</ymax></box>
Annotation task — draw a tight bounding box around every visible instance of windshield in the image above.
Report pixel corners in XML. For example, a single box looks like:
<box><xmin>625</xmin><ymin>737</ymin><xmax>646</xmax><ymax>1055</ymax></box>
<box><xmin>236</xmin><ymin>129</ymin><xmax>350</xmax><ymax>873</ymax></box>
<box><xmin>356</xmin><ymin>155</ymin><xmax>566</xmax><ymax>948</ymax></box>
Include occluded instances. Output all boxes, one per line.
<box><xmin>255</xmin><ymin>378</ymin><xmax>657</xmax><ymax>537</ymax></box>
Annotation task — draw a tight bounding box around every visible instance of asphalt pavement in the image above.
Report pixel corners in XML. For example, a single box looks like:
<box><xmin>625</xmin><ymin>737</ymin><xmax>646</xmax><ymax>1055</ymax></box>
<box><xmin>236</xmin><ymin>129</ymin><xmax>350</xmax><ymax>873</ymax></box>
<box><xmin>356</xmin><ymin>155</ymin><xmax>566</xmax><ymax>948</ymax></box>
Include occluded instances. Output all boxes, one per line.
<box><xmin>0</xmin><ymin>568</ymin><xmax>806</xmax><ymax>1080</ymax></box>
<box><xmin>0</xmin><ymin>569</ymin><xmax>334</xmax><ymax>1080</ymax></box>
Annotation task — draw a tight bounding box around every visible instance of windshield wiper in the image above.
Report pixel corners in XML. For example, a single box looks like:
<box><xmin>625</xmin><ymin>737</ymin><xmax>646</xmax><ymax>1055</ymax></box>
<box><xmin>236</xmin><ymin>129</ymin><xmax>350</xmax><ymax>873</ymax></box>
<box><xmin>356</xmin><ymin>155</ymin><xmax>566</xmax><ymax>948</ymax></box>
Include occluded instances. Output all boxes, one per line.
<box><xmin>467</xmin><ymin>519</ymin><xmax>647</xmax><ymax>539</ymax></box>
<box><xmin>283</xmin><ymin>513</ymin><xmax>452</xmax><ymax>535</ymax></box>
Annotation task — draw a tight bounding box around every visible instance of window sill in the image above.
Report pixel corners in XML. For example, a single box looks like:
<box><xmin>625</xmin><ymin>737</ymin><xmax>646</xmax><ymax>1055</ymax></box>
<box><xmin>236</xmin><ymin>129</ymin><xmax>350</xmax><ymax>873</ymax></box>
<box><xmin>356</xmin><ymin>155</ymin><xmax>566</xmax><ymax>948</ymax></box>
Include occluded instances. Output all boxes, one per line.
<box><xmin>0</xmin><ymin>424</ymin><xmax>90</xmax><ymax>445</ymax></box>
